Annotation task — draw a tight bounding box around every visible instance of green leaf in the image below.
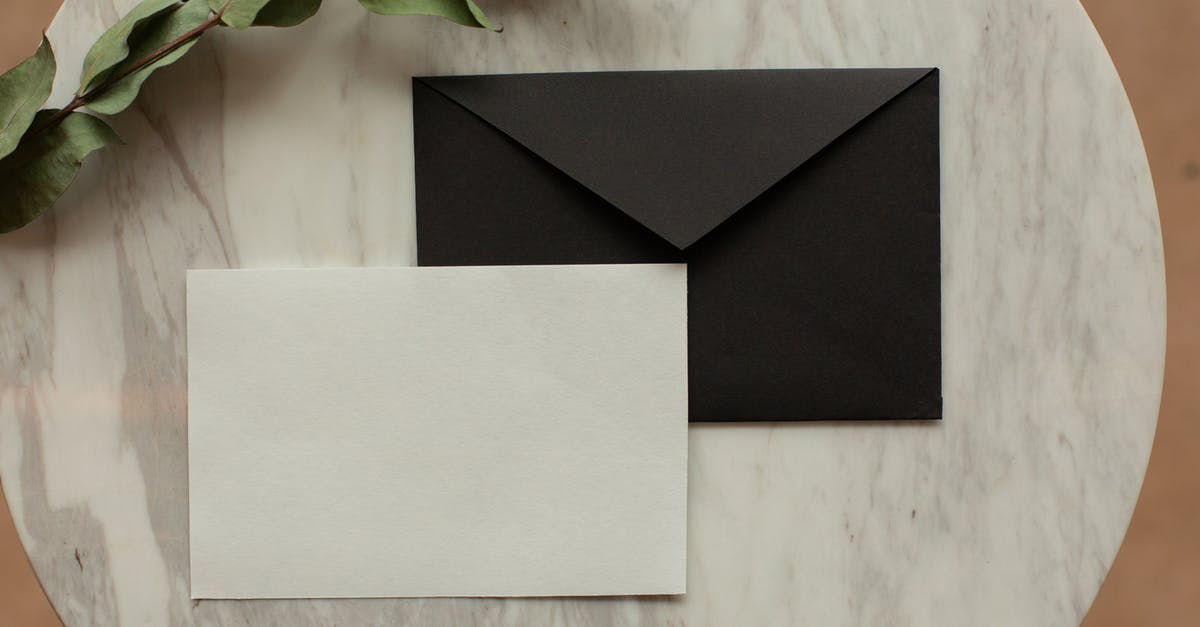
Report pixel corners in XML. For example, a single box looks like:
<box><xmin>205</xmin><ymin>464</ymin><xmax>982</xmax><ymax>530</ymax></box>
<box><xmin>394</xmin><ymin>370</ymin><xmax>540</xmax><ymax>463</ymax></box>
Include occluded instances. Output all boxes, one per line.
<box><xmin>0</xmin><ymin>37</ymin><xmax>56</xmax><ymax>161</ymax></box>
<box><xmin>252</xmin><ymin>0</ymin><xmax>322</xmax><ymax>27</ymax></box>
<box><xmin>358</xmin><ymin>0</ymin><xmax>498</xmax><ymax>30</ymax></box>
<box><xmin>208</xmin><ymin>0</ymin><xmax>271</xmax><ymax>29</ymax></box>
<box><xmin>79</xmin><ymin>0</ymin><xmax>180</xmax><ymax>95</ymax></box>
<box><xmin>0</xmin><ymin>110</ymin><xmax>121</xmax><ymax>233</ymax></box>
<box><xmin>85</xmin><ymin>0</ymin><xmax>212</xmax><ymax>116</ymax></box>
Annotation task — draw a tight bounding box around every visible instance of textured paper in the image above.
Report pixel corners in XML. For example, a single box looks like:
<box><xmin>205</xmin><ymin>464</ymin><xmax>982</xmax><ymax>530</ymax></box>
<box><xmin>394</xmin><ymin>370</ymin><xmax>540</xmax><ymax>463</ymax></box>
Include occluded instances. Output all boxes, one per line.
<box><xmin>414</xmin><ymin>69</ymin><xmax>942</xmax><ymax>421</ymax></box>
<box><xmin>187</xmin><ymin>265</ymin><xmax>688</xmax><ymax>599</ymax></box>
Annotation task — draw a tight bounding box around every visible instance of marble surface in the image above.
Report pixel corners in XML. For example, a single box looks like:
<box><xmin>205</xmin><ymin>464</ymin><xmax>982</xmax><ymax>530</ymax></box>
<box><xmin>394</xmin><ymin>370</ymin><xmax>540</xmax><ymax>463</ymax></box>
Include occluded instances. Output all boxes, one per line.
<box><xmin>0</xmin><ymin>0</ymin><xmax>1165</xmax><ymax>625</ymax></box>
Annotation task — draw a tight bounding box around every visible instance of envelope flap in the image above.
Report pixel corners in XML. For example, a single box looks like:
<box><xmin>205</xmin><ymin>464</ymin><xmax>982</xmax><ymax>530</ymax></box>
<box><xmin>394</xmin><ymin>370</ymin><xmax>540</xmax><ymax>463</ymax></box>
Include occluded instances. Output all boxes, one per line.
<box><xmin>418</xmin><ymin>69</ymin><xmax>935</xmax><ymax>249</ymax></box>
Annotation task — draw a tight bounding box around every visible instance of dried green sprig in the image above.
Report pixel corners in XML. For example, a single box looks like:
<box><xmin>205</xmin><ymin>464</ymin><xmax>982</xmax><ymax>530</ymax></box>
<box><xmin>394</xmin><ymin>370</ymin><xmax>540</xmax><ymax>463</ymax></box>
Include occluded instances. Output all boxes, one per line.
<box><xmin>0</xmin><ymin>0</ymin><xmax>498</xmax><ymax>233</ymax></box>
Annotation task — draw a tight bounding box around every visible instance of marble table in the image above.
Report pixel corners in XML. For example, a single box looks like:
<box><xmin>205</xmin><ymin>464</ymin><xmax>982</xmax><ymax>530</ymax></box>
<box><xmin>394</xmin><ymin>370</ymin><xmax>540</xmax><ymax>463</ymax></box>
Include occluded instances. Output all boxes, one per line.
<box><xmin>0</xmin><ymin>0</ymin><xmax>1165</xmax><ymax>625</ymax></box>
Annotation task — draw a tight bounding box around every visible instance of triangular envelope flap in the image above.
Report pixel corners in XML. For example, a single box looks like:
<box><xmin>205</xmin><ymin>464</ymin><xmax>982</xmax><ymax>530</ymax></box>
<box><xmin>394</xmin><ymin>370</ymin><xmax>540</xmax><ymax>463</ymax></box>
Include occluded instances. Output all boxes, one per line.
<box><xmin>419</xmin><ymin>69</ymin><xmax>934</xmax><ymax>249</ymax></box>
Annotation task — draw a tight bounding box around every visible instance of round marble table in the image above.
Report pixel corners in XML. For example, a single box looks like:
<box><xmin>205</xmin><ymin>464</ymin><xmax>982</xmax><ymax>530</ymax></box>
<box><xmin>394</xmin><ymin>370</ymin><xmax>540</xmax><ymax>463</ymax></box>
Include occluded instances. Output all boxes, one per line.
<box><xmin>0</xmin><ymin>0</ymin><xmax>1165</xmax><ymax>625</ymax></box>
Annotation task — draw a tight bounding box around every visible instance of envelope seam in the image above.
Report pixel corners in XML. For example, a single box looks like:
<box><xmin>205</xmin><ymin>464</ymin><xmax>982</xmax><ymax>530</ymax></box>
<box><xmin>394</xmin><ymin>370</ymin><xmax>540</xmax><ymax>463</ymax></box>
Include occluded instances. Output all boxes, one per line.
<box><xmin>414</xmin><ymin>69</ymin><xmax>938</xmax><ymax>250</ymax></box>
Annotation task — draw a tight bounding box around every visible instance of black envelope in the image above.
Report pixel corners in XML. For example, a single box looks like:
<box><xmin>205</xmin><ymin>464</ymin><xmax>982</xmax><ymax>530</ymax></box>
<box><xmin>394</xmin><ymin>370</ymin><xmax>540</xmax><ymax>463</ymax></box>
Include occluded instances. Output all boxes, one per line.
<box><xmin>413</xmin><ymin>69</ymin><xmax>941</xmax><ymax>422</ymax></box>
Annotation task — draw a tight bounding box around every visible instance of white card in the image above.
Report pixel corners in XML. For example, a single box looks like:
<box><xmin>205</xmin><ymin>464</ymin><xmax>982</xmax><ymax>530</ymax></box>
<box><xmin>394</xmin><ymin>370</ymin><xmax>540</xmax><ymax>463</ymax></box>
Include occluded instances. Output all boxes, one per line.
<box><xmin>186</xmin><ymin>265</ymin><xmax>687</xmax><ymax>599</ymax></box>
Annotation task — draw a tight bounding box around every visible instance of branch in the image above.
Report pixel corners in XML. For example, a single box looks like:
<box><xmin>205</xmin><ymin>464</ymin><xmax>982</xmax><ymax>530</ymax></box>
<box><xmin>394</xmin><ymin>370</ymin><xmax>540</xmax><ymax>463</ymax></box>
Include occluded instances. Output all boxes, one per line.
<box><xmin>28</xmin><ymin>0</ymin><xmax>231</xmax><ymax>137</ymax></box>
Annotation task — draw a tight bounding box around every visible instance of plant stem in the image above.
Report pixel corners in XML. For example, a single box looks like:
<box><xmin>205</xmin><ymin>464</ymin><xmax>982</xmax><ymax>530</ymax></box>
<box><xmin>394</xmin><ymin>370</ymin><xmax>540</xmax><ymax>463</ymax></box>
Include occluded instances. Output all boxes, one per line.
<box><xmin>28</xmin><ymin>0</ymin><xmax>230</xmax><ymax>137</ymax></box>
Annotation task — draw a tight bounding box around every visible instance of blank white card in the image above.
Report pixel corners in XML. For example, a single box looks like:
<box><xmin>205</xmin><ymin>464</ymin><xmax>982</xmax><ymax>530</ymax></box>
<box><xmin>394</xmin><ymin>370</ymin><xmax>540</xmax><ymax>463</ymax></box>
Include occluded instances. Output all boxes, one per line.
<box><xmin>186</xmin><ymin>265</ymin><xmax>687</xmax><ymax>598</ymax></box>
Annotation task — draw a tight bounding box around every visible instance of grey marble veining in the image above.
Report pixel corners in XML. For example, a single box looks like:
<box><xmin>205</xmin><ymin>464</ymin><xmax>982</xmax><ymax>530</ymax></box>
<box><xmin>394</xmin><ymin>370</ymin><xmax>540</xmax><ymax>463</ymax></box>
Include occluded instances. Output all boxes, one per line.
<box><xmin>0</xmin><ymin>0</ymin><xmax>1164</xmax><ymax>625</ymax></box>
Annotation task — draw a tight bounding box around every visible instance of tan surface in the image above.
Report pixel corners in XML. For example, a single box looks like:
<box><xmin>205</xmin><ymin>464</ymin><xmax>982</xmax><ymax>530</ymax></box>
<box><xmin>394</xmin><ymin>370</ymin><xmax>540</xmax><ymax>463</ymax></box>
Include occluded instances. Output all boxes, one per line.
<box><xmin>1080</xmin><ymin>0</ymin><xmax>1200</xmax><ymax>625</ymax></box>
<box><xmin>0</xmin><ymin>1</ymin><xmax>1195</xmax><ymax>625</ymax></box>
<box><xmin>0</xmin><ymin>485</ymin><xmax>58</xmax><ymax>626</ymax></box>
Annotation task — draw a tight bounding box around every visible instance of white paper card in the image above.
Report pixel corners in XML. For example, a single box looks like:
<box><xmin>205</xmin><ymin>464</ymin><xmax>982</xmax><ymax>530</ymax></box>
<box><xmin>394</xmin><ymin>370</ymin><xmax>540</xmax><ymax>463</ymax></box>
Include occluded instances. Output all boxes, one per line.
<box><xmin>187</xmin><ymin>265</ymin><xmax>687</xmax><ymax>599</ymax></box>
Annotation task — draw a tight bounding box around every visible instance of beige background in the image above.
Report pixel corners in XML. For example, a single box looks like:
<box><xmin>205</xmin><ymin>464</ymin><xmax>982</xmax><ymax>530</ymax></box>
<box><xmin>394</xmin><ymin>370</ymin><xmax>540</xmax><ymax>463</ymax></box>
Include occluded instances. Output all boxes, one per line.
<box><xmin>0</xmin><ymin>0</ymin><xmax>1196</xmax><ymax>625</ymax></box>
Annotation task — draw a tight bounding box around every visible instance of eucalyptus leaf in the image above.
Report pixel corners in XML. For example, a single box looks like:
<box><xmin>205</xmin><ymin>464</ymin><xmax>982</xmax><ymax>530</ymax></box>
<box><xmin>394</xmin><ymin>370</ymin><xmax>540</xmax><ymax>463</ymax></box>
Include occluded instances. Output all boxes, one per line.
<box><xmin>79</xmin><ymin>0</ymin><xmax>179</xmax><ymax>95</ymax></box>
<box><xmin>86</xmin><ymin>1</ymin><xmax>213</xmax><ymax>116</ymax></box>
<box><xmin>0</xmin><ymin>0</ymin><xmax>505</xmax><ymax>236</ymax></box>
<box><xmin>0</xmin><ymin>110</ymin><xmax>121</xmax><ymax>233</ymax></box>
<box><xmin>358</xmin><ymin>0</ymin><xmax>497</xmax><ymax>30</ymax></box>
<box><xmin>0</xmin><ymin>37</ymin><xmax>56</xmax><ymax>161</ymax></box>
<box><xmin>208</xmin><ymin>0</ymin><xmax>271</xmax><ymax>29</ymax></box>
<box><xmin>253</xmin><ymin>0</ymin><xmax>323</xmax><ymax>27</ymax></box>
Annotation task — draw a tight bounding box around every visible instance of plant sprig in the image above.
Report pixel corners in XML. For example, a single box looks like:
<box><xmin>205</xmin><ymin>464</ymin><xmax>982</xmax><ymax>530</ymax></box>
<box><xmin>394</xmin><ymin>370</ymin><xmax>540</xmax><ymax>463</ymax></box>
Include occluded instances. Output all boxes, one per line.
<box><xmin>0</xmin><ymin>0</ymin><xmax>499</xmax><ymax>234</ymax></box>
